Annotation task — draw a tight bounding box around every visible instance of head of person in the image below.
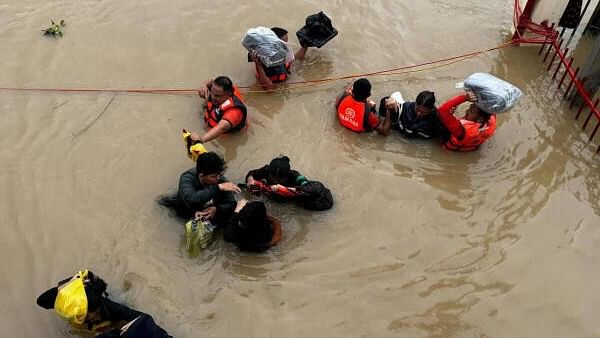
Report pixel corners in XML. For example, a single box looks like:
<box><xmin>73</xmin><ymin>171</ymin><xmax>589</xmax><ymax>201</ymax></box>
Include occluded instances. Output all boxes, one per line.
<box><xmin>271</xmin><ymin>27</ymin><xmax>289</xmax><ymax>42</ymax></box>
<box><xmin>196</xmin><ymin>152</ymin><xmax>226</xmax><ymax>186</ymax></box>
<box><xmin>352</xmin><ymin>78</ymin><xmax>371</xmax><ymax>102</ymax></box>
<box><xmin>209</xmin><ymin>76</ymin><xmax>234</xmax><ymax>106</ymax></box>
<box><xmin>239</xmin><ymin>201</ymin><xmax>268</xmax><ymax>229</ymax></box>
<box><xmin>465</xmin><ymin>104</ymin><xmax>492</xmax><ymax>124</ymax></box>
<box><xmin>267</xmin><ymin>156</ymin><xmax>291</xmax><ymax>184</ymax></box>
<box><xmin>415</xmin><ymin>91</ymin><xmax>436</xmax><ymax>117</ymax></box>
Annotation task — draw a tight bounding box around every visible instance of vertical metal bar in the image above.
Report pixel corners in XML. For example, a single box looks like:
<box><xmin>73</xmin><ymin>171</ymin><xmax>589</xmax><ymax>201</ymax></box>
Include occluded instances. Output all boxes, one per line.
<box><xmin>565</xmin><ymin>0</ymin><xmax>594</xmax><ymax>46</ymax></box>
<box><xmin>539</xmin><ymin>23</ymin><xmax>556</xmax><ymax>55</ymax></box>
<box><xmin>558</xmin><ymin>57</ymin><xmax>574</xmax><ymax>88</ymax></box>
<box><xmin>559</xmin><ymin>26</ymin><xmax>567</xmax><ymax>38</ymax></box>
<box><xmin>566</xmin><ymin>67</ymin><xmax>580</xmax><ymax>103</ymax></box>
<box><xmin>547</xmin><ymin>38</ymin><xmax>564</xmax><ymax>70</ymax></box>
<box><xmin>543</xmin><ymin>23</ymin><xmax>557</xmax><ymax>62</ymax></box>
<box><xmin>590</xmin><ymin>120</ymin><xmax>600</xmax><ymax>141</ymax></box>
<box><xmin>553</xmin><ymin>47</ymin><xmax>569</xmax><ymax>79</ymax></box>
<box><xmin>575</xmin><ymin>103</ymin><xmax>586</xmax><ymax>120</ymax></box>
<box><xmin>582</xmin><ymin>99</ymin><xmax>600</xmax><ymax>129</ymax></box>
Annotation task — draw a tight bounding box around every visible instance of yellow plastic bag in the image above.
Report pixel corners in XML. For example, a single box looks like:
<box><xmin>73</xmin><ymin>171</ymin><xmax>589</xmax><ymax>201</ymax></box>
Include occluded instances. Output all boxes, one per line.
<box><xmin>182</xmin><ymin>129</ymin><xmax>207</xmax><ymax>161</ymax></box>
<box><xmin>54</xmin><ymin>270</ymin><xmax>89</xmax><ymax>324</ymax></box>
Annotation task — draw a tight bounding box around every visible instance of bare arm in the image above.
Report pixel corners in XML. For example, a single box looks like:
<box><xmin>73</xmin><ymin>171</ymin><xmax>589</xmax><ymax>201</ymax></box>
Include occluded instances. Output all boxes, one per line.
<box><xmin>294</xmin><ymin>46</ymin><xmax>309</xmax><ymax>61</ymax></box>
<box><xmin>335</xmin><ymin>83</ymin><xmax>353</xmax><ymax>108</ymax></box>
<box><xmin>199</xmin><ymin>119</ymin><xmax>232</xmax><ymax>143</ymax></box>
<box><xmin>374</xmin><ymin>101</ymin><xmax>391</xmax><ymax>136</ymax></box>
<box><xmin>198</xmin><ymin>79</ymin><xmax>212</xmax><ymax>99</ymax></box>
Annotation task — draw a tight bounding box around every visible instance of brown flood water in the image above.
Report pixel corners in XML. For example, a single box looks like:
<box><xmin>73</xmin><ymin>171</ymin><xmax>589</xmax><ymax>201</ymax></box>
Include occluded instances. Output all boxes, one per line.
<box><xmin>2</xmin><ymin>1</ymin><xmax>600</xmax><ymax>337</ymax></box>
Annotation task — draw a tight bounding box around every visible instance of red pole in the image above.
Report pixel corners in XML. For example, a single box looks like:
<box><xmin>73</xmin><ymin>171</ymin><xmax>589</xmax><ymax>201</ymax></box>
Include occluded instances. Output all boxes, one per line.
<box><xmin>557</xmin><ymin>57</ymin><xmax>574</xmax><ymax>88</ymax></box>
<box><xmin>565</xmin><ymin>67</ymin><xmax>580</xmax><ymax>102</ymax></box>
<box><xmin>547</xmin><ymin>38</ymin><xmax>564</xmax><ymax>69</ymax></box>
<box><xmin>514</xmin><ymin>0</ymin><xmax>539</xmax><ymax>41</ymax></box>
<box><xmin>553</xmin><ymin>47</ymin><xmax>569</xmax><ymax>79</ymax></box>
<box><xmin>539</xmin><ymin>23</ymin><xmax>556</xmax><ymax>54</ymax></box>
<box><xmin>583</xmin><ymin>99</ymin><xmax>600</xmax><ymax>129</ymax></box>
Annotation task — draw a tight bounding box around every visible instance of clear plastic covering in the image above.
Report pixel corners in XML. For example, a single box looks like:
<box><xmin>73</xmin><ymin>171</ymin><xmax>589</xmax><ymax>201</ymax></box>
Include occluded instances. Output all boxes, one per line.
<box><xmin>242</xmin><ymin>26</ymin><xmax>295</xmax><ymax>67</ymax></box>
<box><xmin>464</xmin><ymin>73</ymin><xmax>522</xmax><ymax>114</ymax></box>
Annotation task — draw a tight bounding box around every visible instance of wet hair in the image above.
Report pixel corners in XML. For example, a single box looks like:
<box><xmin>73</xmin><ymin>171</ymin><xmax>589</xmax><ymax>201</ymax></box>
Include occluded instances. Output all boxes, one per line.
<box><xmin>270</xmin><ymin>27</ymin><xmax>288</xmax><ymax>39</ymax></box>
<box><xmin>212</xmin><ymin>76</ymin><xmax>234</xmax><ymax>95</ymax></box>
<box><xmin>268</xmin><ymin>156</ymin><xmax>291</xmax><ymax>179</ymax></box>
<box><xmin>352</xmin><ymin>78</ymin><xmax>371</xmax><ymax>101</ymax></box>
<box><xmin>196</xmin><ymin>152</ymin><xmax>226</xmax><ymax>175</ymax></box>
<box><xmin>239</xmin><ymin>201</ymin><xmax>268</xmax><ymax>229</ymax></box>
<box><xmin>416</xmin><ymin>91</ymin><xmax>436</xmax><ymax>109</ymax></box>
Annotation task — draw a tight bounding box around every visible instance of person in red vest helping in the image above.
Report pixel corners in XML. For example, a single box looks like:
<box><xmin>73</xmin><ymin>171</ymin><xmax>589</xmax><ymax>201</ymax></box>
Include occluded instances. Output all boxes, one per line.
<box><xmin>335</xmin><ymin>78</ymin><xmax>391</xmax><ymax>135</ymax></box>
<box><xmin>190</xmin><ymin>76</ymin><xmax>247</xmax><ymax>143</ymax></box>
<box><xmin>438</xmin><ymin>91</ymin><xmax>496</xmax><ymax>151</ymax></box>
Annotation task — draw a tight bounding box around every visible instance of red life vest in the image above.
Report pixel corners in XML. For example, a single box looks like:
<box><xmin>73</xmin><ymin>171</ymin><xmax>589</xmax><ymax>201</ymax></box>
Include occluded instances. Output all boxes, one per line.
<box><xmin>444</xmin><ymin>115</ymin><xmax>497</xmax><ymax>151</ymax></box>
<box><xmin>204</xmin><ymin>86</ymin><xmax>247</xmax><ymax>132</ymax></box>
<box><xmin>256</xmin><ymin>63</ymin><xmax>291</xmax><ymax>82</ymax></box>
<box><xmin>336</xmin><ymin>94</ymin><xmax>372</xmax><ymax>132</ymax></box>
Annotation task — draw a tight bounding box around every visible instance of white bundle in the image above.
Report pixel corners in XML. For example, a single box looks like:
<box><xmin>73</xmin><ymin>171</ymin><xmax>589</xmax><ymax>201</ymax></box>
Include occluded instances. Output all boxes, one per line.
<box><xmin>463</xmin><ymin>73</ymin><xmax>522</xmax><ymax>114</ymax></box>
<box><xmin>242</xmin><ymin>26</ymin><xmax>295</xmax><ymax>67</ymax></box>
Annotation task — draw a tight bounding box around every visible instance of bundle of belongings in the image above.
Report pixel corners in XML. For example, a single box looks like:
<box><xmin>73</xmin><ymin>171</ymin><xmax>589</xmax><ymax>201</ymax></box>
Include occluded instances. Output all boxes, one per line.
<box><xmin>462</xmin><ymin>72</ymin><xmax>522</xmax><ymax>114</ymax></box>
<box><xmin>296</xmin><ymin>11</ymin><xmax>338</xmax><ymax>48</ymax></box>
<box><xmin>242</xmin><ymin>26</ymin><xmax>295</xmax><ymax>67</ymax></box>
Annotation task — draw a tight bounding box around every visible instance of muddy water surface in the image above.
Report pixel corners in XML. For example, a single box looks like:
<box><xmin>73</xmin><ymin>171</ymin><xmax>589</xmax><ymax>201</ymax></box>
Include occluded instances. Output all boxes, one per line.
<box><xmin>1</xmin><ymin>1</ymin><xmax>600</xmax><ymax>337</ymax></box>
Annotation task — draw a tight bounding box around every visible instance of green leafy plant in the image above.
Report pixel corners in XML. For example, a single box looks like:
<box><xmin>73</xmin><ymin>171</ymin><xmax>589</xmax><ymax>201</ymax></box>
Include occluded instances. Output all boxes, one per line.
<box><xmin>42</xmin><ymin>20</ymin><xmax>65</xmax><ymax>36</ymax></box>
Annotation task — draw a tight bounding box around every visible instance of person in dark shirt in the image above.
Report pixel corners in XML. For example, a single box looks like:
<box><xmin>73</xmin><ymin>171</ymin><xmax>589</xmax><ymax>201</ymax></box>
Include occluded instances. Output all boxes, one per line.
<box><xmin>244</xmin><ymin>156</ymin><xmax>334</xmax><ymax>210</ymax></box>
<box><xmin>224</xmin><ymin>199</ymin><xmax>282</xmax><ymax>252</ymax></box>
<box><xmin>245</xmin><ymin>156</ymin><xmax>308</xmax><ymax>201</ymax></box>
<box><xmin>159</xmin><ymin>152</ymin><xmax>240</xmax><ymax>224</ymax></box>
<box><xmin>36</xmin><ymin>270</ymin><xmax>145</xmax><ymax>332</ymax></box>
<box><xmin>95</xmin><ymin>314</ymin><xmax>173</xmax><ymax>338</ymax></box>
<box><xmin>378</xmin><ymin>90</ymin><xmax>444</xmax><ymax>139</ymax></box>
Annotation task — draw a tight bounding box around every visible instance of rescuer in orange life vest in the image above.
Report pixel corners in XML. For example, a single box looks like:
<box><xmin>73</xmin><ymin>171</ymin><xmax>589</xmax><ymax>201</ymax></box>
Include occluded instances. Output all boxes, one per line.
<box><xmin>250</xmin><ymin>27</ymin><xmax>309</xmax><ymax>90</ymax></box>
<box><xmin>190</xmin><ymin>76</ymin><xmax>247</xmax><ymax>143</ymax></box>
<box><xmin>335</xmin><ymin>78</ymin><xmax>391</xmax><ymax>135</ymax></box>
<box><xmin>438</xmin><ymin>91</ymin><xmax>497</xmax><ymax>151</ymax></box>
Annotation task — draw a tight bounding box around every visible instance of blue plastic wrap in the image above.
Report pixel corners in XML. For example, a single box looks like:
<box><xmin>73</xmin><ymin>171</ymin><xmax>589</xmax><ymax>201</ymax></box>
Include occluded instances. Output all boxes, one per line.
<box><xmin>464</xmin><ymin>73</ymin><xmax>522</xmax><ymax>114</ymax></box>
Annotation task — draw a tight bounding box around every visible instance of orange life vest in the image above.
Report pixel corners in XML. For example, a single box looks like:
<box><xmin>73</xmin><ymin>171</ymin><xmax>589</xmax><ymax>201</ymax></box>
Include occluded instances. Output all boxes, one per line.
<box><xmin>444</xmin><ymin>115</ymin><xmax>497</xmax><ymax>151</ymax></box>
<box><xmin>336</xmin><ymin>94</ymin><xmax>372</xmax><ymax>132</ymax></box>
<box><xmin>204</xmin><ymin>86</ymin><xmax>247</xmax><ymax>132</ymax></box>
<box><xmin>256</xmin><ymin>63</ymin><xmax>291</xmax><ymax>82</ymax></box>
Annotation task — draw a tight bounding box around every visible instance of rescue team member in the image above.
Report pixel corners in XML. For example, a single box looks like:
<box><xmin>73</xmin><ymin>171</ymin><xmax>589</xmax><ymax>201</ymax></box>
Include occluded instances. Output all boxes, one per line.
<box><xmin>251</xmin><ymin>27</ymin><xmax>310</xmax><ymax>89</ymax></box>
<box><xmin>190</xmin><ymin>76</ymin><xmax>247</xmax><ymax>143</ymax></box>
<box><xmin>438</xmin><ymin>91</ymin><xmax>496</xmax><ymax>151</ymax></box>
<box><xmin>335</xmin><ymin>78</ymin><xmax>391</xmax><ymax>135</ymax></box>
<box><xmin>379</xmin><ymin>90</ymin><xmax>444</xmax><ymax>139</ymax></box>
<box><xmin>96</xmin><ymin>314</ymin><xmax>173</xmax><ymax>338</ymax></box>
<box><xmin>158</xmin><ymin>152</ymin><xmax>240</xmax><ymax>224</ymax></box>
<box><xmin>245</xmin><ymin>156</ymin><xmax>334</xmax><ymax>210</ymax></box>
<box><xmin>36</xmin><ymin>270</ymin><xmax>145</xmax><ymax>332</ymax></box>
<box><xmin>224</xmin><ymin>199</ymin><xmax>282</xmax><ymax>252</ymax></box>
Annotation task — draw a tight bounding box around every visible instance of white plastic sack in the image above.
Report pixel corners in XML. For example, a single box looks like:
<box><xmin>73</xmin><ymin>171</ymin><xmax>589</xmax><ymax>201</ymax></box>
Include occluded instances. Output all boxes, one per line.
<box><xmin>464</xmin><ymin>73</ymin><xmax>522</xmax><ymax>114</ymax></box>
<box><xmin>242</xmin><ymin>26</ymin><xmax>294</xmax><ymax>67</ymax></box>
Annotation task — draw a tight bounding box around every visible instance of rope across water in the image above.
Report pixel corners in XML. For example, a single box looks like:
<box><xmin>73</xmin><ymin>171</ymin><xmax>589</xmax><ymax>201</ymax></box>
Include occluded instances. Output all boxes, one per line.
<box><xmin>0</xmin><ymin>41</ymin><xmax>521</xmax><ymax>96</ymax></box>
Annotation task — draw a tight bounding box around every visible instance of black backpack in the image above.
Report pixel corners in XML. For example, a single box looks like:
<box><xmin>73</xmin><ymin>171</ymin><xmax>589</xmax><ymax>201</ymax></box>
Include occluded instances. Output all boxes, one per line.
<box><xmin>296</xmin><ymin>12</ymin><xmax>338</xmax><ymax>48</ymax></box>
<box><xmin>306</xmin><ymin>12</ymin><xmax>334</xmax><ymax>37</ymax></box>
<box><xmin>296</xmin><ymin>180</ymin><xmax>334</xmax><ymax>211</ymax></box>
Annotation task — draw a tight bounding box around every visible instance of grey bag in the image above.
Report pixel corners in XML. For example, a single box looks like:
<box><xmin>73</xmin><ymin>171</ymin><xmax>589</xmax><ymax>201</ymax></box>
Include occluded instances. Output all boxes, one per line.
<box><xmin>463</xmin><ymin>73</ymin><xmax>522</xmax><ymax>114</ymax></box>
